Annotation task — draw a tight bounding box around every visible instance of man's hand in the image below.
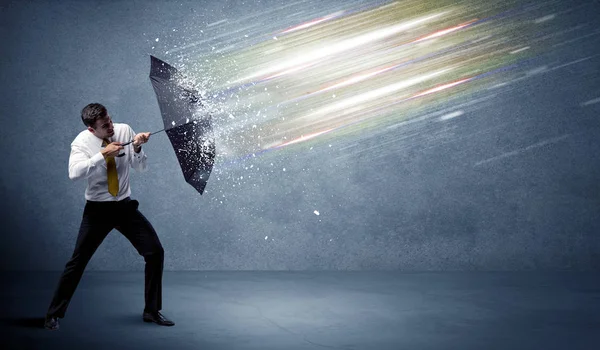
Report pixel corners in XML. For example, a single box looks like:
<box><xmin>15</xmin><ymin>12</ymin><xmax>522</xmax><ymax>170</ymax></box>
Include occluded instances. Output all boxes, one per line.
<box><xmin>101</xmin><ymin>142</ymin><xmax>124</xmax><ymax>159</ymax></box>
<box><xmin>133</xmin><ymin>132</ymin><xmax>151</xmax><ymax>147</ymax></box>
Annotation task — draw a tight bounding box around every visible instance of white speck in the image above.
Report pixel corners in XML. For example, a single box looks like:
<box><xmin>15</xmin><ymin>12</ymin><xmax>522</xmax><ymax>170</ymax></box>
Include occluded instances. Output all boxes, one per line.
<box><xmin>245</xmin><ymin>34</ymin><xmax>249</xmax><ymax>38</ymax></box>
<box><xmin>155</xmin><ymin>38</ymin><xmax>159</xmax><ymax>42</ymax></box>
<box><xmin>329</xmin><ymin>144</ymin><xmax>332</xmax><ymax>147</ymax></box>
<box><xmin>534</xmin><ymin>14</ymin><xmax>555</xmax><ymax>23</ymax></box>
<box><xmin>186</xmin><ymin>118</ymin><xmax>190</xmax><ymax>123</ymax></box>
<box><xmin>265</xmin><ymin>236</ymin><xmax>268</xmax><ymax>240</ymax></box>
<box><xmin>171</xmin><ymin>121</ymin><xmax>176</xmax><ymax>126</ymax></box>
<box><xmin>283</xmin><ymin>168</ymin><xmax>286</xmax><ymax>172</ymax></box>
<box><xmin>314</xmin><ymin>210</ymin><xmax>320</xmax><ymax>216</ymax></box>
<box><xmin>273</xmin><ymin>36</ymin><xmax>278</xmax><ymax>40</ymax></box>
<box><xmin>440</xmin><ymin>110</ymin><xmax>464</xmax><ymax>121</ymax></box>
<box><xmin>581</xmin><ymin>97</ymin><xmax>600</xmax><ymax>106</ymax></box>
<box><xmin>332</xmin><ymin>94</ymin><xmax>336</xmax><ymax>98</ymax></box>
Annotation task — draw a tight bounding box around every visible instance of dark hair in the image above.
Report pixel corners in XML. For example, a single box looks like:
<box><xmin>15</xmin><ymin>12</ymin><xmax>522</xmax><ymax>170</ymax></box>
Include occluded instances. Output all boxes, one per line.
<box><xmin>81</xmin><ymin>103</ymin><xmax>108</xmax><ymax>127</ymax></box>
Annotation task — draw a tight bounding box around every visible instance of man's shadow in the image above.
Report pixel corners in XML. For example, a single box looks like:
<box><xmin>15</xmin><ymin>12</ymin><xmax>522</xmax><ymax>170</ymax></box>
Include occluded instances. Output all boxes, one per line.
<box><xmin>1</xmin><ymin>317</ymin><xmax>45</xmax><ymax>329</ymax></box>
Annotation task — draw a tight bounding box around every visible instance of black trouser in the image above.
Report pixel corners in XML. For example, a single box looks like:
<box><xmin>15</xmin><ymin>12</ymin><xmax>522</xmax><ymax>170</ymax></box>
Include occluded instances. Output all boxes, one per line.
<box><xmin>47</xmin><ymin>197</ymin><xmax>164</xmax><ymax>318</ymax></box>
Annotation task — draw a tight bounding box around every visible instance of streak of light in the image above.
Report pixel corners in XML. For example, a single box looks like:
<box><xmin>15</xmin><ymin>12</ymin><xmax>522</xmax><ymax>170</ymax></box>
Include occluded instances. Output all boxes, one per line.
<box><xmin>310</xmin><ymin>65</ymin><xmax>398</xmax><ymax>95</ymax></box>
<box><xmin>409</xmin><ymin>78</ymin><xmax>472</xmax><ymax>99</ymax></box>
<box><xmin>474</xmin><ymin>134</ymin><xmax>571</xmax><ymax>166</ymax></box>
<box><xmin>410</xmin><ymin>20</ymin><xmax>476</xmax><ymax>43</ymax></box>
<box><xmin>304</xmin><ymin>69</ymin><xmax>452</xmax><ymax>120</ymax></box>
<box><xmin>279</xmin><ymin>11</ymin><xmax>344</xmax><ymax>34</ymax></box>
<box><xmin>234</xmin><ymin>12</ymin><xmax>446</xmax><ymax>83</ymax></box>
<box><xmin>269</xmin><ymin>128</ymin><xmax>336</xmax><ymax>149</ymax></box>
<box><xmin>510</xmin><ymin>46</ymin><xmax>530</xmax><ymax>54</ymax></box>
<box><xmin>439</xmin><ymin>110</ymin><xmax>464</xmax><ymax>120</ymax></box>
<box><xmin>581</xmin><ymin>97</ymin><xmax>600</xmax><ymax>106</ymax></box>
<box><xmin>552</xmin><ymin>29</ymin><xmax>600</xmax><ymax>47</ymax></box>
<box><xmin>262</xmin><ymin>63</ymin><xmax>318</xmax><ymax>81</ymax></box>
<box><xmin>175</xmin><ymin>0</ymin><xmax>582</xmax><ymax>162</ymax></box>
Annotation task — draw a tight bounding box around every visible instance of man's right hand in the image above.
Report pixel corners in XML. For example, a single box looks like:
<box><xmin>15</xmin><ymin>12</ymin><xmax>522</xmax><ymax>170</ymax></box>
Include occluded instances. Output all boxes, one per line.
<box><xmin>101</xmin><ymin>142</ymin><xmax>124</xmax><ymax>158</ymax></box>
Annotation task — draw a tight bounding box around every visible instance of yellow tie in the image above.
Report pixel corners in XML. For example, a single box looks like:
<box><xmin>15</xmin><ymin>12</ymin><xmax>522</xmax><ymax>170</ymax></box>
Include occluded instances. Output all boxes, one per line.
<box><xmin>103</xmin><ymin>139</ymin><xmax>119</xmax><ymax>196</ymax></box>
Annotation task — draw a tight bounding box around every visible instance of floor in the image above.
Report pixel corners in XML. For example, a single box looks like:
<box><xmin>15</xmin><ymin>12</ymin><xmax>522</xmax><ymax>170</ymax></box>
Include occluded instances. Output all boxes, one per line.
<box><xmin>1</xmin><ymin>271</ymin><xmax>599</xmax><ymax>350</ymax></box>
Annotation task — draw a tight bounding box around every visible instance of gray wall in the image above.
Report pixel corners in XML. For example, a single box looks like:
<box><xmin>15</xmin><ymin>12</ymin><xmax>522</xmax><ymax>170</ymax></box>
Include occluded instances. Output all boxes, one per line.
<box><xmin>1</xmin><ymin>0</ymin><xmax>599</xmax><ymax>271</ymax></box>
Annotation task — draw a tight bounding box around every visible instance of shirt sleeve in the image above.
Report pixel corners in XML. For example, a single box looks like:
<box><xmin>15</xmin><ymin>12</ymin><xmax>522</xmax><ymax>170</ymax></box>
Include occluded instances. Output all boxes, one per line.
<box><xmin>129</xmin><ymin>125</ymin><xmax>148</xmax><ymax>172</ymax></box>
<box><xmin>68</xmin><ymin>141</ymin><xmax>105</xmax><ymax>181</ymax></box>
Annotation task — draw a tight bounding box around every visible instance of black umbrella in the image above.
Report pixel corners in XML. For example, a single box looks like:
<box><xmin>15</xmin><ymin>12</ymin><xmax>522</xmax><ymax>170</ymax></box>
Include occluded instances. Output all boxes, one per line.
<box><xmin>124</xmin><ymin>55</ymin><xmax>215</xmax><ymax>194</ymax></box>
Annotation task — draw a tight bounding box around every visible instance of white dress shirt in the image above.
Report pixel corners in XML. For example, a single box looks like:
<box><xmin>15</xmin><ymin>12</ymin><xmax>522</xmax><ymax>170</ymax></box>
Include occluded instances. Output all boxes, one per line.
<box><xmin>69</xmin><ymin>123</ymin><xmax>147</xmax><ymax>201</ymax></box>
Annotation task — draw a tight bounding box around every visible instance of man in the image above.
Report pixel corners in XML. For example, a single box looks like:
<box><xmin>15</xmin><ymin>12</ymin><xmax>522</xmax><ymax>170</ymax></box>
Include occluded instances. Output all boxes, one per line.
<box><xmin>44</xmin><ymin>103</ymin><xmax>174</xmax><ymax>330</ymax></box>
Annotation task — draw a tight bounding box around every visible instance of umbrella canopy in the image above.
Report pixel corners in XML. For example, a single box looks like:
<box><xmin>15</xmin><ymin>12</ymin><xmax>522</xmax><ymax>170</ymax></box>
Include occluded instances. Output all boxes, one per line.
<box><xmin>149</xmin><ymin>55</ymin><xmax>215</xmax><ymax>194</ymax></box>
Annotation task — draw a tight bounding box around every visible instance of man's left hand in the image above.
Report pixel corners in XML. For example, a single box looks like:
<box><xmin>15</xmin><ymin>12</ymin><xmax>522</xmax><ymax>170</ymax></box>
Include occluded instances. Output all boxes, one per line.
<box><xmin>133</xmin><ymin>132</ymin><xmax>151</xmax><ymax>147</ymax></box>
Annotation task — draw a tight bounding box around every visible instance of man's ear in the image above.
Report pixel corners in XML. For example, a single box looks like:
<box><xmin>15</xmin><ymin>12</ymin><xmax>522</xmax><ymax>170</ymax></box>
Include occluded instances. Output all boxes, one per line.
<box><xmin>87</xmin><ymin>126</ymin><xmax>95</xmax><ymax>134</ymax></box>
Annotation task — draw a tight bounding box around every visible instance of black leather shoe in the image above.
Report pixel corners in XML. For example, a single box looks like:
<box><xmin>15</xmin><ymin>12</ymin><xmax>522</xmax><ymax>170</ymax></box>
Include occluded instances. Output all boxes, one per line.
<box><xmin>44</xmin><ymin>315</ymin><xmax>59</xmax><ymax>330</ymax></box>
<box><xmin>142</xmin><ymin>311</ymin><xmax>175</xmax><ymax>326</ymax></box>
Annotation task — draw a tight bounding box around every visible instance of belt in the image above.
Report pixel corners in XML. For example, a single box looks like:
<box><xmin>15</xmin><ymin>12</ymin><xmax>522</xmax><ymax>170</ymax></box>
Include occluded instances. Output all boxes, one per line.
<box><xmin>86</xmin><ymin>196</ymin><xmax>131</xmax><ymax>204</ymax></box>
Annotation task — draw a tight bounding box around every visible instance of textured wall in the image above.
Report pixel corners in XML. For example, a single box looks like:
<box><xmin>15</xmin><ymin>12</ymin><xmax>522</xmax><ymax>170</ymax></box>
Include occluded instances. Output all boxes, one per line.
<box><xmin>1</xmin><ymin>0</ymin><xmax>599</xmax><ymax>271</ymax></box>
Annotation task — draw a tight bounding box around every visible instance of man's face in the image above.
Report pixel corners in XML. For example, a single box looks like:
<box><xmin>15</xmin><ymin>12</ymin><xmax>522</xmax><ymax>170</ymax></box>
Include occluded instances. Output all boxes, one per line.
<box><xmin>89</xmin><ymin>115</ymin><xmax>114</xmax><ymax>139</ymax></box>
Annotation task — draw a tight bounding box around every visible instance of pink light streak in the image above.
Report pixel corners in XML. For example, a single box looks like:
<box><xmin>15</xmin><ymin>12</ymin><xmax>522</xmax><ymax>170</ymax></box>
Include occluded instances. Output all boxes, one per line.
<box><xmin>271</xmin><ymin>128</ymin><xmax>336</xmax><ymax>149</ymax></box>
<box><xmin>410</xmin><ymin>78</ymin><xmax>472</xmax><ymax>99</ymax></box>
<box><xmin>411</xmin><ymin>20</ymin><xmax>476</xmax><ymax>44</ymax></box>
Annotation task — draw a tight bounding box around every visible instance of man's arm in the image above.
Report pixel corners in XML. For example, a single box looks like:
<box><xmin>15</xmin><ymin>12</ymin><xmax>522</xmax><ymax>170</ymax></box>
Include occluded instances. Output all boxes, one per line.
<box><xmin>69</xmin><ymin>141</ymin><xmax>124</xmax><ymax>180</ymax></box>
<box><xmin>68</xmin><ymin>143</ymin><xmax>105</xmax><ymax>181</ymax></box>
<box><xmin>130</xmin><ymin>127</ymin><xmax>149</xmax><ymax>172</ymax></box>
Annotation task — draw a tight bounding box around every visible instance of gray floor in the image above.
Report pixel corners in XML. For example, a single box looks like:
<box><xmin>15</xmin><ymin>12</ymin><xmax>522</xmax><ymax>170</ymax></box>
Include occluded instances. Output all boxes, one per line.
<box><xmin>1</xmin><ymin>271</ymin><xmax>599</xmax><ymax>349</ymax></box>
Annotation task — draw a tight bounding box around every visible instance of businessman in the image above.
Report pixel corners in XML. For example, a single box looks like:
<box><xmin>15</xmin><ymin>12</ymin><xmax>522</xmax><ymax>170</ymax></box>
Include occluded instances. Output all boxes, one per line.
<box><xmin>44</xmin><ymin>103</ymin><xmax>174</xmax><ymax>330</ymax></box>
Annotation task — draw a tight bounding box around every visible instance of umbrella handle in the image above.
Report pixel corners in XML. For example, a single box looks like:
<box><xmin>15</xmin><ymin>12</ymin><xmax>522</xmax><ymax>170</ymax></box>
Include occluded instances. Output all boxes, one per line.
<box><xmin>120</xmin><ymin>129</ymin><xmax>165</xmax><ymax>147</ymax></box>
